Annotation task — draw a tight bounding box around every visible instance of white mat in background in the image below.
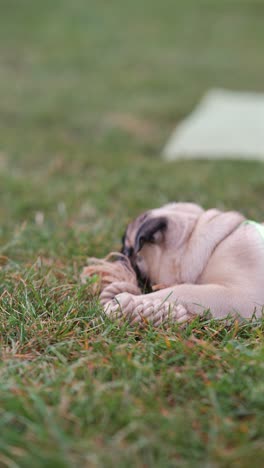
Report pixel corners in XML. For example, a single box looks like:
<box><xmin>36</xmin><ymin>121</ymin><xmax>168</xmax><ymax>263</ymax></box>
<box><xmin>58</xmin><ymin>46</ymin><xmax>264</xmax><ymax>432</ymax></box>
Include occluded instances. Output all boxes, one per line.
<box><xmin>163</xmin><ymin>89</ymin><xmax>264</xmax><ymax>161</ymax></box>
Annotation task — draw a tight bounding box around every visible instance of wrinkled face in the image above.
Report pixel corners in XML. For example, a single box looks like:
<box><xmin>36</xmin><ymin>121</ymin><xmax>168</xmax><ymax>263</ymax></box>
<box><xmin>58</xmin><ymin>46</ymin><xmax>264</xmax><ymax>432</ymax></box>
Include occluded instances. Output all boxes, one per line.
<box><xmin>121</xmin><ymin>202</ymin><xmax>204</xmax><ymax>288</ymax></box>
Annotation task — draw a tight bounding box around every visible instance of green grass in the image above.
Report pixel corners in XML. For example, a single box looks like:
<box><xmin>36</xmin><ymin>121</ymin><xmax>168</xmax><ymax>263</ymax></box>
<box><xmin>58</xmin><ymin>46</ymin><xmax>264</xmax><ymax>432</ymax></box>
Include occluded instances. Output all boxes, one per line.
<box><xmin>0</xmin><ymin>0</ymin><xmax>264</xmax><ymax>466</ymax></box>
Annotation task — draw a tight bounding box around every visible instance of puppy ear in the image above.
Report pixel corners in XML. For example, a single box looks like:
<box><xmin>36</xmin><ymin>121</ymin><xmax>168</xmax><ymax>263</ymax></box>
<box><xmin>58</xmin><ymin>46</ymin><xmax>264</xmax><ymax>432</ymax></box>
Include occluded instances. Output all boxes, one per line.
<box><xmin>134</xmin><ymin>217</ymin><xmax>167</xmax><ymax>253</ymax></box>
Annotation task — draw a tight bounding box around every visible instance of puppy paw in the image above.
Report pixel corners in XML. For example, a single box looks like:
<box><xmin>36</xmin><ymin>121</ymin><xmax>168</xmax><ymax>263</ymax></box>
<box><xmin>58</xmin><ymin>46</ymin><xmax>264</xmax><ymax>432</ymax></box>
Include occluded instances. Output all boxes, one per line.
<box><xmin>100</xmin><ymin>282</ymin><xmax>140</xmax><ymax>306</ymax></box>
<box><xmin>103</xmin><ymin>294</ymin><xmax>190</xmax><ymax>327</ymax></box>
<box><xmin>103</xmin><ymin>292</ymin><xmax>136</xmax><ymax>320</ymax></box>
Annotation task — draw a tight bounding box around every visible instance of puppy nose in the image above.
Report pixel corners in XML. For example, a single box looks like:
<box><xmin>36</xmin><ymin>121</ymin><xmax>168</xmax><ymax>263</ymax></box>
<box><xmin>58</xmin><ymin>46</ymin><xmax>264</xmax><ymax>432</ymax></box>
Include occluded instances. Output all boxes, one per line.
<box><xmin>123</xmin><ymin>246</ymin><xmax>133</xmax><ymax>257</ymax></box>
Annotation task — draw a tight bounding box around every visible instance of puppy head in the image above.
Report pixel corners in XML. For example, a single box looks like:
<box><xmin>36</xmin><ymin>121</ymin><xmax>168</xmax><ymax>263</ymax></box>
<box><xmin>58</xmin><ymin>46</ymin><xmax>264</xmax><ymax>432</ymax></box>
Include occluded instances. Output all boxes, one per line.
<box><xmin>121</xmin><ymin>202</ymin><xmax>204</xmax><ymax>288</ymax></box>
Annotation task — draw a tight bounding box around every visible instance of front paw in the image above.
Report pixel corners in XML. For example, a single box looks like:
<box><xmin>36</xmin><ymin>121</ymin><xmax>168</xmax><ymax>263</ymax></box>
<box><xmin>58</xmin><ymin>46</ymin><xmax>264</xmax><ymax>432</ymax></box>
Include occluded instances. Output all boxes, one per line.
<box><xmin>103</xmin><ymin>294</ymin><xmax>190</xmax><ymax>326</ymax></box>
<box><xmin>100</xmin><ymin>283</ymin><xmax>140</xmax><ymax>306</ymax></box>
<box><xmin>103</xmin><ymin>292</ymin><xmax>136</xmax><ymax>319</ymax></box>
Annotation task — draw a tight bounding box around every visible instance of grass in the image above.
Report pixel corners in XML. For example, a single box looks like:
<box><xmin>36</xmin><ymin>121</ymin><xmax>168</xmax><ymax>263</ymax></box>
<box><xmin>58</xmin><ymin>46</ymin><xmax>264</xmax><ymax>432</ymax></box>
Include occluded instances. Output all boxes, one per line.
<box><xmin>0</xmin><ymin>0</ymin><xmax>264</xmax><ymax>466</ymax></box>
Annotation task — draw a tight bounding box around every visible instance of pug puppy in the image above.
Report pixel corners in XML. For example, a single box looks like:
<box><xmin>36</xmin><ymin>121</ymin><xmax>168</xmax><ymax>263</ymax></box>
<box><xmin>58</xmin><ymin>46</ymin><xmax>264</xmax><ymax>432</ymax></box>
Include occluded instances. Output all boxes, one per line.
<box><xmin>104</xmin><ymin>203</ymin><xmax>264</xmax><ymax>324</ymax></box>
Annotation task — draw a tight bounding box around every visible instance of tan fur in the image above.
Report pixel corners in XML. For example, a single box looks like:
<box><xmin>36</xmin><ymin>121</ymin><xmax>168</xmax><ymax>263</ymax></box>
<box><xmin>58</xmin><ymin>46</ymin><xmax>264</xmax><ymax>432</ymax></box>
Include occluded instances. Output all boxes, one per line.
<box><xmin>106</xmin><ymin>203</ymin><xmax>264</xmax><ymax>323</ymax></box>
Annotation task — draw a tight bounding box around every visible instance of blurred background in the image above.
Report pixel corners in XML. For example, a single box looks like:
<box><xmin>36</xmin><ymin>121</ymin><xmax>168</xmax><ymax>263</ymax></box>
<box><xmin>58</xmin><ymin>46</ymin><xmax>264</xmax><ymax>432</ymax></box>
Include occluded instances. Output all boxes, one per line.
<box><xmin>1</xmin><ymin>0</ymin><xmax>264</xmax><ymax>260</ymax></box>
<box><xmin>1</xmin><ymin>3</ymin><xmax>264</xmax><ymax>466</ymax></box>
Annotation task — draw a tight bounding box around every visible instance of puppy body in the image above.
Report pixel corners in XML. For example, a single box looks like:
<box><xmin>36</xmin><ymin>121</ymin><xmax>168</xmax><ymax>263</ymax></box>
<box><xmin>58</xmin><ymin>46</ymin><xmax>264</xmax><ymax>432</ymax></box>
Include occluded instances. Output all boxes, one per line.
<box><xmin>106</xmin><ymin>203</ymin><xmax>264</xmax><ymax>322</ymax></box>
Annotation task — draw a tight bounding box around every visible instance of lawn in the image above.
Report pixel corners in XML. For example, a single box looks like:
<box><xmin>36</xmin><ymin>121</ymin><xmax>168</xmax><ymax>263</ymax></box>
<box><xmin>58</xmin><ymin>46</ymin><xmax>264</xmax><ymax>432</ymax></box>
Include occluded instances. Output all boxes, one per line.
<box><xmin>0</xmin><ymin>0</ymin><xmax>264</xmax><ymax>466</ymax></box>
